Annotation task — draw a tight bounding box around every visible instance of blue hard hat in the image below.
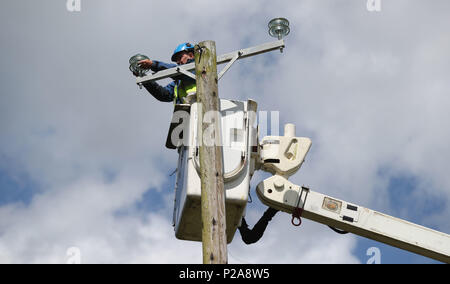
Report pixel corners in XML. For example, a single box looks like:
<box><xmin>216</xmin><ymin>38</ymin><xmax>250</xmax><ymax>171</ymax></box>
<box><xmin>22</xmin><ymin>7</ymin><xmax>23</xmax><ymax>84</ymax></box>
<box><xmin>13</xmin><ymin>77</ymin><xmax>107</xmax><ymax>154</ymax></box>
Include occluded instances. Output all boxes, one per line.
<box><xmin>171</xmin><ymin>42</ymin><xmax>195</xmax><ymax>62</ymax></box>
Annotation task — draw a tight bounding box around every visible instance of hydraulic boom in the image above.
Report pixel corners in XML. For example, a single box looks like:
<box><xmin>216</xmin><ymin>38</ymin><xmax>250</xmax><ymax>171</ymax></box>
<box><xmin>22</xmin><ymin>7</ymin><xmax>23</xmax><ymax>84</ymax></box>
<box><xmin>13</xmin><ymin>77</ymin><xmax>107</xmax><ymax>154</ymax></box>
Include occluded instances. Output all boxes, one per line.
<box><xmin>255</xmin><ymin>124</ymin><xmax>450</xmax><ymax>263</ymax></box>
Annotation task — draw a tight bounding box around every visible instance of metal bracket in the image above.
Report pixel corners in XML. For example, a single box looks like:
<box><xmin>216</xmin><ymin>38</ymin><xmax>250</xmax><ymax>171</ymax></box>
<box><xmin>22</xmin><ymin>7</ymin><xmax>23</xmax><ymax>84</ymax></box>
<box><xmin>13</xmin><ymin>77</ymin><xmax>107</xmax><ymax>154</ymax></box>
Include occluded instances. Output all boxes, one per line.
<box><xmin>176</xmin><ymin>67</ymin><xmax>197</xmax><ymax>80</ymax></box>
<box><xmin>218</xmin><ymin>51</ymin><xmax>242</xmax><ymax>80</ymax></box>
<box><xmin>291</xmin><ymin>186</ymin><xmax>309</xmax><ymax>226</ymax></box>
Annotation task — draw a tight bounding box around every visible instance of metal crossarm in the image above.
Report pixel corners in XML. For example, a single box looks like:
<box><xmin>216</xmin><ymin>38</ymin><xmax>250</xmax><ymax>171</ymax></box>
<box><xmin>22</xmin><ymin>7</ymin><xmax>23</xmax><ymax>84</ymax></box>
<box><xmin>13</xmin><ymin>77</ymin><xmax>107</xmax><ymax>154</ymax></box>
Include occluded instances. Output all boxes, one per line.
<box><xmin>218</xmin><ymin>51</ymin><xmax>241</xmax><ymax>80</ymax></box>
<box><xmin>136</xmin><ymin>40</ymin><xmax>285</xmax><ymax>85</ymax></box>
<box><xmin>176</xmin><ymin>67</ymin><xmax>196</xmax><ymax>80</ymax></box>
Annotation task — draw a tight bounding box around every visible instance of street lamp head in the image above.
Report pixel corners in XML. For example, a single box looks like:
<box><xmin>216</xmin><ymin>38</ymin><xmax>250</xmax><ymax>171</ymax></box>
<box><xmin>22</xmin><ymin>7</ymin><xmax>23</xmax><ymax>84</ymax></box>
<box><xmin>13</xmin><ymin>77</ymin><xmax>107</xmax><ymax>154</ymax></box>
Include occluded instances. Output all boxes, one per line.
<box><xmin>129</xmin><ymin>54</ymin><xmax>150</xmax><ymax>77</ymax></box>
<box><xmin>268</xmin><ymin>18</ymin><xmax>290</xmax><ymax>40</ymax></box>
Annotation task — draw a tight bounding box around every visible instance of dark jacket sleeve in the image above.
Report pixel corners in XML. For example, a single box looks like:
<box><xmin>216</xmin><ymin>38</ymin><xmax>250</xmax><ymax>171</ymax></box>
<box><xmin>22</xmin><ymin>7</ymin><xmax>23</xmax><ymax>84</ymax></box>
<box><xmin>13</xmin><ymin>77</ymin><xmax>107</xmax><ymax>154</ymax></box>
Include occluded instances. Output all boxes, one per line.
<box><xmin>142</xmin><ymin>59</ymin><xmax>195</xmax><ymax>102</ymax></box>
<box><xmin>142</xmin><ymin>80</ymin><xmax>175</xmax><ymax>103</ymax></box>
<box><xmin>152</xmin><ymin>60</ymin><xmax>196</xmax><ymax>83</ymax></box>
<box><xmin>238</xmin><ymin>207</ymin><xmax>278</xmax><ymax>244</ymax></box>
<box><xmin>151</xmin><ymin>60</ymin><xmax>177</xmax><ymax>72</ymax></box>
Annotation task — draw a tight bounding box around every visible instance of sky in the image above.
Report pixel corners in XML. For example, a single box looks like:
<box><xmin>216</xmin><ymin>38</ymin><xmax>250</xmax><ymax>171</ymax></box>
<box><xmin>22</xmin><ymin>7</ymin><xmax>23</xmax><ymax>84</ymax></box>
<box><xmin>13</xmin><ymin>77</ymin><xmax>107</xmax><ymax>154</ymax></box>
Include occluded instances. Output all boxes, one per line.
<box><xmin>0</xmin><ymin>0</ymin><xmax>449</xmax><ymax>264</ymax></box>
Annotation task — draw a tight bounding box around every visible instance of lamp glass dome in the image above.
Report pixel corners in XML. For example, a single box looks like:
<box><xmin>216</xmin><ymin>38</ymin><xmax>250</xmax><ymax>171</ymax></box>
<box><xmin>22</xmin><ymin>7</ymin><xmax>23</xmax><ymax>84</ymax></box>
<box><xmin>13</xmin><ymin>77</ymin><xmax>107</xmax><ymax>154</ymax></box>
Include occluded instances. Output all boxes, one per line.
<box><xmin>129</xmin><ymin>54</ymin><xmax>150</xmax><ymax>77</ymax></box>
<box><xmin>268</xmin><ymin>18</ymin><xmax>290</xmax><ymax>40</ymax></box>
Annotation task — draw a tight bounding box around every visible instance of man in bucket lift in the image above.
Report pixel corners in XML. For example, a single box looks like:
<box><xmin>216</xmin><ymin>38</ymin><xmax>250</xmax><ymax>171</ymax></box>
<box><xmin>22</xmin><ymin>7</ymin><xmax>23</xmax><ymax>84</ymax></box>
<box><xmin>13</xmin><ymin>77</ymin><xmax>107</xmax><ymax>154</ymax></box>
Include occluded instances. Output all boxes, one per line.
<box><xmin>132</xmin><ymin>42</ymin><xmax>279</xmax><ymax>244</ymax></box>
<box><xmin>133</xmin><ymin>42</ymin><xmax>197</xmax><ymax>105</ymax></box>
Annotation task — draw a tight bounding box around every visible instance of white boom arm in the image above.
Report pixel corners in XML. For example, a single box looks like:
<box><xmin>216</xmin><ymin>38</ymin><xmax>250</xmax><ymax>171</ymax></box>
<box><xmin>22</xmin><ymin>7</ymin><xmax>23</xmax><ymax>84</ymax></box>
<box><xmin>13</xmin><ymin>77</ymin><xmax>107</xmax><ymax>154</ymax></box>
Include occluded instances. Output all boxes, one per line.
<box><xmin>255</xmin><ymin>124</ymin><xmax>450</xmax><ymax>263</ymax></box>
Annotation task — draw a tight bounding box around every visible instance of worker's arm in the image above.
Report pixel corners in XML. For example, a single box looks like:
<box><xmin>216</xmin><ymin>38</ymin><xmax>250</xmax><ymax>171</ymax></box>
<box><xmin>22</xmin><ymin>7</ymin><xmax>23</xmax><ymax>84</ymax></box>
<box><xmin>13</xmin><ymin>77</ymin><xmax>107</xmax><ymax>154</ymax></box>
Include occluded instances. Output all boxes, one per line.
<box><xmin>142</xmin><ymin>80</ymin><xmax>175</xmax><ymax>103</ymax></box>
<box><xmin>140</xmin><ymin>59</ymin><xmax>195</xmax><ymax>82</ymax></box>
<box><xmin>136</xmin><ymin>59</ymin><xmax>194</xmax><ymax>102</ymax></box>
<box><xmin>137</xmin><ymin>59</ymin><xmax>176</xmax><ymax>74</ymax></box>
<box><xmin>238</xmin><ymin>207</ymin><xmax>278</xmax><ymax>244</ymax></box>
<box><xmin>148</xmin><ymin>60</ymin><xmax>177</xmax><ymax>72</ymax></box>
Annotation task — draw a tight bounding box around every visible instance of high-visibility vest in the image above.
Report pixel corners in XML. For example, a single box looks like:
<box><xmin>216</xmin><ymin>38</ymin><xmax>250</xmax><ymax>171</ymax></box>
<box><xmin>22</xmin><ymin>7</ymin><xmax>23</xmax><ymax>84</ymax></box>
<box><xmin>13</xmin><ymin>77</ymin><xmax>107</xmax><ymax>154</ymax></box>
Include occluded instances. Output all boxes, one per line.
<box><xmin>174</xmin><ymin>82</ymin><xmax>196</xmax><ymax>104</ymax></box>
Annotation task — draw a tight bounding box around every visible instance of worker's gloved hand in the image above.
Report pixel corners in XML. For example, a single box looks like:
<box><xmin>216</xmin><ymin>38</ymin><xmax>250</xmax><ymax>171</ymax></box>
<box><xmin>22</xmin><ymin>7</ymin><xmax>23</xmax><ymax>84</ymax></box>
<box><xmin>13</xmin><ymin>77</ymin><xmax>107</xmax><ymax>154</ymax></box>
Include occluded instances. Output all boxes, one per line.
<box><xmin>131</xmin><ymin>59</ymin><xmax>153</xmax><ymax>77</ymax></box>
<box><xmin>138</xmin><ymin>59</ymin><xmax>153</xmax><ymax>69</ymax></box>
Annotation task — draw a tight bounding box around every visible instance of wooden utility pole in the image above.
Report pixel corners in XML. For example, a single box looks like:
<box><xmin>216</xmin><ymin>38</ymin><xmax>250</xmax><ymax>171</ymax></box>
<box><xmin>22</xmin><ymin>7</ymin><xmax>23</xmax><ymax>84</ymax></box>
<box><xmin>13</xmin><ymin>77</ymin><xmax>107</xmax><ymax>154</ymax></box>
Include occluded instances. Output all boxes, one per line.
<box><xmin>194</xmin><ymin>40</ymin><xmax>228</xmax><ymax>264</ymax></box>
